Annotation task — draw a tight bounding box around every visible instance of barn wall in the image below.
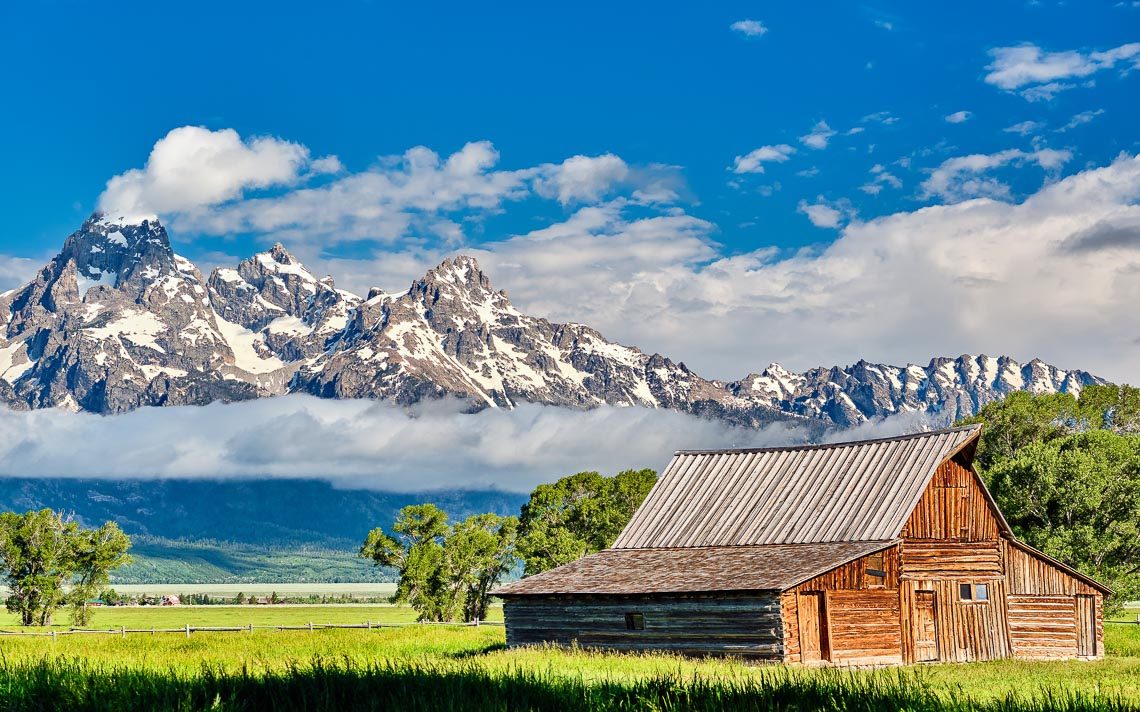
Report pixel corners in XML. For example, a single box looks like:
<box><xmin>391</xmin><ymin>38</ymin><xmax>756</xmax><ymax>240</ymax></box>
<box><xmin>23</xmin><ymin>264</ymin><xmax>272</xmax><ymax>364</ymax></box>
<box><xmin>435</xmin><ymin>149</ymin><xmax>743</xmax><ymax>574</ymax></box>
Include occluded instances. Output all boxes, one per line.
<box><xmin>1002</xmin><ymin>541</ymin><xmax>1104</xmax><ymax>660</ymax></box>
<box><xmin>899</xmin><ymin>578</ymin><xmax>1011</xmax><ymax>663</ymax></box>
<box><xmin>502</xmin><ymin>593</ymin><xmax>784</xmax><ymax>658</ymax></box>
<box><xmin>794</xmin><ymin>546</ymin><xmax>899</xmax><ymax>592</ymax></box>
<box><xmin>784</xmin><ymin>547</ymin><xmax>903</xmax><ymax>665</ymax></box>
<box><xmin>902</xmin><ymin>458</ymin><xmax>1001</xmax><ymax>541</ymax></box>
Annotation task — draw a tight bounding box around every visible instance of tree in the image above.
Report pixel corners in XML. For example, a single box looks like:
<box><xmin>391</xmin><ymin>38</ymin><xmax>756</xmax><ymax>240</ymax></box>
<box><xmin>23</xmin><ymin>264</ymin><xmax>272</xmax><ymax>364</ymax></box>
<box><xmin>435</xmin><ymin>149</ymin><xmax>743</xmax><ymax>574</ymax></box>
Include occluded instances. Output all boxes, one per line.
<box><xmin>0</xmin><ymin>510</ymin><xmax>131</xmax><ymax>626</ymax></box>
<box><xmin>445</xmin><ymin>513</ymin><xmax>518</xmax><ymax>622</ymax></box>
<box><xmin>67</xmin><ymin>522</ymin><xmax>131</xmax><ymax>625</ymax></box>
<box><xmin>235</xmin><ymin>591</ymin><xmax>246</xmax><ymax>605</ymax></box>
<box><xmin>516</xmin><ymin>469</ymin><xmax>656</xmax><ymax>575</ymax></box>
<box><xmin>960</xmin><ymin>384</ymin><xmax>1140</xmax><ymax>613</ymax></box>
<box><xmin>360</xmin><ymin>505</ymin><xmax>519</xmax><ymax>622</ymax></box>
<box><xmin>986</xmin><ymin>430</ymin><xmax>1140</xmax><ymax>608</ymax></box>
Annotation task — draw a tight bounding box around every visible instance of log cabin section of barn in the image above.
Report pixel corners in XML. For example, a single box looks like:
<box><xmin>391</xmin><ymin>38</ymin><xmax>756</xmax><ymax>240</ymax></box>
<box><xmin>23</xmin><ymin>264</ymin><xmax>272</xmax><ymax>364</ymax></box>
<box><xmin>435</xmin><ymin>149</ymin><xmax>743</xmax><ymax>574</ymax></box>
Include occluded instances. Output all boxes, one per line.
<box><xmin>495</xmin><ymin>426</ymin><xmax>1109</xmax><ymax>664</ymax></box>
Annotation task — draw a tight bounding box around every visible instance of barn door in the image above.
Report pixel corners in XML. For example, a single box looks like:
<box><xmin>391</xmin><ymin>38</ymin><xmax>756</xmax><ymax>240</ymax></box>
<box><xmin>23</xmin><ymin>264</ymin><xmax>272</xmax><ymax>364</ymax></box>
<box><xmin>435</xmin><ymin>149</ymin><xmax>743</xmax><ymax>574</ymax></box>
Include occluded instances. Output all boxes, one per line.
<box><xmin>1076</xmin><ymin>595</ymin><xmax>1097</xmax><ymax>657</ymax></box>
<box><xmin>797</xmin><ymin>592</ymin><xmax>830</xmax><ymax>663</ymax></box>
<box><xmin>913</xmin><ymin>590</ymin><xmax>939</xmax><ymax>662</ymax></box>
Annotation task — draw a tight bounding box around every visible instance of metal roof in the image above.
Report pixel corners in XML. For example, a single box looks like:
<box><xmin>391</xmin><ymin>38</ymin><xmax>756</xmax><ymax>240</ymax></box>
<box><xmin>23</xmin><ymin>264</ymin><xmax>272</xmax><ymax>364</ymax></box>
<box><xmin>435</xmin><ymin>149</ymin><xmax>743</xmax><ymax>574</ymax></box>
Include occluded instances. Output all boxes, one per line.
<box><xmin>612</xmin><ymin>425</ymin><xmax>982</xmax><ymax>549</ymax></box>
<box><xmin>493</xmin><ymin>541</ymin><xmax>897</xmax><ymax>596</ymax></box>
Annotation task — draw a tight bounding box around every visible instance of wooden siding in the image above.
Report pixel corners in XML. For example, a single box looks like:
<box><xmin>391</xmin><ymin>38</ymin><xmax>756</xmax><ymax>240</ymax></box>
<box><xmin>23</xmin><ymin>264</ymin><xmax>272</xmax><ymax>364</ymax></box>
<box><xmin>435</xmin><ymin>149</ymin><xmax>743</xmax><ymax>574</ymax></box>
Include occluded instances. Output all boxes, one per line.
<box><xmin>902</xmin><ymin>458</ymin><xmax>1001</xmax><ymax>541</ymax></box>
<box><xmin>1003</xmin><ymin>541</ymin><xmax>1101</xmax><ymax>595</ymax></box>
<box><xmin>1008</xmin><ymin>595</ymin><xmax>1077</xmax><ymax>659</ymax></box>
<box><xmin>503</xmin><ymin>593</ymin><xmax>784</xmax><ymax>658</ymax></box>
<box><xmin>794</xmin><ymin>545</ymin><xmax>900</xmax><ymax>592</ymax></box>
<box><xmin>900</xmin><ymin>541</ymin><xmax>1003</xmax><ymax>580</ymax></box>
<box><xmin>826</xmin><ymin>590</ymin><xmax>903</xmax><ymax>665</ymax></box>
<box><xmin>900</xmin><ymin>579</ymin><xmax>1011</xmax><ymax>663</ymax></box>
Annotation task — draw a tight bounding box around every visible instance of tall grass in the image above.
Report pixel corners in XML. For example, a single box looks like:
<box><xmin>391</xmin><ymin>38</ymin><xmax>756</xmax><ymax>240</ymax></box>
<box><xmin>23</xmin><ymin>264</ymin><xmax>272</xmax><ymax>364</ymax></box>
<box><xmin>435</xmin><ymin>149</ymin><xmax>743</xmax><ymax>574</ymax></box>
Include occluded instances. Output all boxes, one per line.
<box><xmin>0</xmin><ymin>657</ymin><xmax>1132</xmax><ymax>712</ymax></box>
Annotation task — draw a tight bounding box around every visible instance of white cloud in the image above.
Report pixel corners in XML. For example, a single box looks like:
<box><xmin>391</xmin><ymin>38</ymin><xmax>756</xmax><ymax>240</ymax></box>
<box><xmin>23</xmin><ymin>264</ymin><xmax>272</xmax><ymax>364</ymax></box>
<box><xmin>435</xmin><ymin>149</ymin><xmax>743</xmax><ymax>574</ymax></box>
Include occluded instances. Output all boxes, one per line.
<box><xmin>797</xmin><ymin>197</ymin><xmax>852</xmax><ymax>228</ymax></box>
<box><xmin>862</xmin><ymin>111</ymin><xmax>900</xmax><ymax>126</ymax></box>
<box><xmin>919</xmin><ymin>148</ymin><xmax>1072</xmax><ymax>202</ymax></box>
<box><xmin>730</xmin><ymin>19</ymin><xmax>768</xmax><ymax>37</ymax></box>
<box><xmin>800</xmin><ymin>121</ymin><xmax>837</xmax><ymax>150</ymax></box>
<box><xmin>0</xmin><ymin>397</ymin><xmax>814</xmax><ymax>491</ymax></box>
<box><xmin>0</xmin><ymin>254</ymin><xmax>41</xmax><ymax>293</ymax></box>
<box><xmin>984</xmin><ymin>42</ymin><xmax>1140</xmax><ymax>100</ymax></box>
<box><xmin>874</xmin><ymin>19</ymin><xmax>894</xmax><ymax>31</ymax></box>
<box><xmin>1003</xmin><ymin>120</ymin><xmax>1045</xmax><ymax>136</ymax></box>
<box><xmin>1057</xmin><ymin>109</ymin><xmax>1105</xmax><ymax>132</ymax></box>
<box><xmin>332</xmin><ymin>154</ymin><xmax>1140</xmax><ymax>391</ymax></box>
<box><xmin>533</xmin><ymin>154</ymin><xmax>629</xmax><ymax>204</ymax></box>
<box><xmin>97</xmin><ymin>126</ymin><xmax>329</xmax><ymax>221</ymax></box>
<box><xmin>860</xmin><ymin>164</ymin><xmax>902</xmax><ymax>194</ymax></box>
<box><xmin>944</xmin><ymin>110</ymin><xmax>973</xmax><ymax>124</ymax></box>
<box><xmin>731</xmin><ymin>144</ymin><xmax>795</xmax><ymax>174</ymax></box>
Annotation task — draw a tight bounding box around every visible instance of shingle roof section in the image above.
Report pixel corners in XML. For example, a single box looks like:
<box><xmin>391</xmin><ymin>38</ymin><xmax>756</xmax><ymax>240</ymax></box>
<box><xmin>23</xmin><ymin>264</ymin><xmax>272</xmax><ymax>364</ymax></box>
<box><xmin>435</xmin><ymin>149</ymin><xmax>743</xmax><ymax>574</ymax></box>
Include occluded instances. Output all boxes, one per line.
<box><xmin>494</xmin><ymin>541</ymin><xmax>896</xmax><ymax>596</ymax></box>
<box><xmin>612</xmin><ymin>425</ymin><xmax>982</xmax><ymax>549</ymax></box>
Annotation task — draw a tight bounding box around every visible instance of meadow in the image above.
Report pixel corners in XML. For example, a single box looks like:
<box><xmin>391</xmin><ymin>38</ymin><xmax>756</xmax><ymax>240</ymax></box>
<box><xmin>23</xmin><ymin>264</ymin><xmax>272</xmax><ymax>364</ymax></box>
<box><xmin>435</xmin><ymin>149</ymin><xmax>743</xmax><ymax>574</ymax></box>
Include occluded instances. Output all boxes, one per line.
<box><xmin>0</xmin><ymin>606</ymin><xmax>1137</xmax><ymax>710</ymax></box>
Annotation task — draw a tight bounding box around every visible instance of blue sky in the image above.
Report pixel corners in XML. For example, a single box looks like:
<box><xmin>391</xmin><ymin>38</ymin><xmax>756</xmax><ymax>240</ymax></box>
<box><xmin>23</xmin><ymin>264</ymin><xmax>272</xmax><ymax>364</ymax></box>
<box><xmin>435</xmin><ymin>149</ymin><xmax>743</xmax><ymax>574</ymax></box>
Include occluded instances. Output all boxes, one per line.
<box><xmin>2</xmin><ymin>0</ymin><xmax>1139</xmax><ymax>383</ymax></box>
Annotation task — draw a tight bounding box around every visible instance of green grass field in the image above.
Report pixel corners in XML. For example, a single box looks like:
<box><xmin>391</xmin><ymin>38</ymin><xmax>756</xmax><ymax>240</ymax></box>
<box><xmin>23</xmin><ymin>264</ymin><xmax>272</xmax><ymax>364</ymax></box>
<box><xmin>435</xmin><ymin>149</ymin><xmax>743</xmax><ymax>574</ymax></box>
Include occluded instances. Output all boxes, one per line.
<box><xmin>0</xmin><ymin>606</ymin><xmax>1136</xmax><ymax>710</ymax></box>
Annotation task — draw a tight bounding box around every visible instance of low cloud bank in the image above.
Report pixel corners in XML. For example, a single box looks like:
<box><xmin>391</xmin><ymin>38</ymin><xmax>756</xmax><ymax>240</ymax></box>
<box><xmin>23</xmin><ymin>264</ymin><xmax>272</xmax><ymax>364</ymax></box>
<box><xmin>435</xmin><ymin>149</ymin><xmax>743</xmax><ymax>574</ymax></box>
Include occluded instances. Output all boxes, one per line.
<box><xmin>0</xmin><ymin>396</ymin><xmax>932</xmax><ymax>492</ymax></box>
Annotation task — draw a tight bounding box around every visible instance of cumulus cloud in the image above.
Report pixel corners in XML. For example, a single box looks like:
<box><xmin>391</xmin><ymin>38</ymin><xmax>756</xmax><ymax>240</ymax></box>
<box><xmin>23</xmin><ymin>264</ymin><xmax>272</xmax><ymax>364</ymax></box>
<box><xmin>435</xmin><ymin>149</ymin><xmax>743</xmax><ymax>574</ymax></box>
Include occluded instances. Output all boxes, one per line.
<box><xmin>103</xmin><ymin>129</ymin><xmax>671</xmax><ymax>249</ymax></box>
<box><xmin>800</xmin><ymin>121</ymin><xmax>837</xmax><ymax>150</ymax></box>
<box><xmin>984</xmin><ymin>42</ymin><xmax>1140</xmax><ymax>100</ymax></box>
<box><xmin>731</xmin><ymin>144</ymin><xmax>795</xmax><ymax>174</ymax></box>
<box><xmin>0</xmin><ymin>254</ymin><xmax>42</xmax><ymax>293</ymax></box>
<box><xmin>919</xmin><ymin>148</ymin><xmax>1071</xmax><ymax>202</ymax></box>
<box><xmin>796</xmin><ymin>197</ymin><xmax>852</xmax><ymax>228</ymax></box>
<box><xmin>97</xmin><ymin>126</ymin><xmax>331</xmax><ymax>221</ymax></box>
<box><xmin>0</xmin><ymin>397</ymin><xmax>818</xmax><ymax>491</ymax></box>
<box><xmin>348</xmin><ymin>154</ymin><xmax>1140</xmax><ymax>387</ymax></box>
<box><xmin>730</xmin><ymin>19</ymin><xmax>767</xmax><ymax>37</ymax></box>
<box><xmin>533</xmin><ymin>154</ymin><xmax>630</xmax><ymax>204</ymax></box>
<box><xmin>944</xmin><ymin>111</ymin><xmax>973</xmax><ymax>124</ymax></box>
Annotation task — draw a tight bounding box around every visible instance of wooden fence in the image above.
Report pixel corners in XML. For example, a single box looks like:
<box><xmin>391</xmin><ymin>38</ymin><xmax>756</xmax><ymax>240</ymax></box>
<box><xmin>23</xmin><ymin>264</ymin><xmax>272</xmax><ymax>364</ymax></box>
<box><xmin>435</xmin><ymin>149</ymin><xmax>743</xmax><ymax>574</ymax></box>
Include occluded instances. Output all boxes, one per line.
<box><xmin>0</xmin><ymin>619</ymin><xmax>503</xmax><ymax>639</ymax></box>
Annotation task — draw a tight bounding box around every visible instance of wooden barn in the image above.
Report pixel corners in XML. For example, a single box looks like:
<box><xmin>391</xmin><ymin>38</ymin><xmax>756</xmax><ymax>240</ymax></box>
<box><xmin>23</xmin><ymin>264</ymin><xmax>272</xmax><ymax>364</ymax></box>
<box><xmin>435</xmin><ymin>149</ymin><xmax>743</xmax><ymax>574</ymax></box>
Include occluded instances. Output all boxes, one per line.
<box><xmin>494</xmin><ymin>425</ymin><xmax>1109</xmax><ymax>665</ymax></box>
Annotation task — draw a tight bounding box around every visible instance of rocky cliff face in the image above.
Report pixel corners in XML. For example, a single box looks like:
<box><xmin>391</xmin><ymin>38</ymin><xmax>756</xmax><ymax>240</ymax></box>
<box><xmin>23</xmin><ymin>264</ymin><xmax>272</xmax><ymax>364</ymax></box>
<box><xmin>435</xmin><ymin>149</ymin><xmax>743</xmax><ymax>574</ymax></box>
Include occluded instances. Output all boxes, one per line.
<box><xmin>0</xmin><ymin>215</ymin><xmax>1105</xmax><ymax>425</ymax></box>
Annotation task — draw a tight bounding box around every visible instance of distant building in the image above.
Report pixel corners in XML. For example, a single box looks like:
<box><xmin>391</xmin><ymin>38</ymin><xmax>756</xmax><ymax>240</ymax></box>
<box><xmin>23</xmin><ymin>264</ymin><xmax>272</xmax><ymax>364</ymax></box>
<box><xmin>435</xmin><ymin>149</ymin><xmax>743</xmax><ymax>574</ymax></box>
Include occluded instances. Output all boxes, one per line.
<box><xmin>495</xmin><ymin>425</ymin><xmax>1108</xmax><ymax>664</ymax></box>
<box><xmin>160</xmin><ymin>595</ymin><xmax>180</xmax><ymax>606</ymax></box>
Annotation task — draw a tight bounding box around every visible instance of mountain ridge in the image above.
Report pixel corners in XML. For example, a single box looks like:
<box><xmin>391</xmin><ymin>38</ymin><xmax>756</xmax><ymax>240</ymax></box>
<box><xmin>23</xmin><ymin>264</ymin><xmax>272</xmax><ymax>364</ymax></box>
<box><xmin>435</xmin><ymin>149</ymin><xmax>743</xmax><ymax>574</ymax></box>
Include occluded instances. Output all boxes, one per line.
<box><xmin>0</xmin><ymin>214</ymin><xmax>1104</xmax><ymax>425</ymax></box>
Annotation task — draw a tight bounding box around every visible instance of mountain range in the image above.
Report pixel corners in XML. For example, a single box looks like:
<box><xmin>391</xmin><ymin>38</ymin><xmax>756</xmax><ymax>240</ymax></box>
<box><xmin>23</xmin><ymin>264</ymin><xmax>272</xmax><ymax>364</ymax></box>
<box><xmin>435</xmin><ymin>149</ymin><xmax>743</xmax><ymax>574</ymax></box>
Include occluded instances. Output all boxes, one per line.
<box><xmin>0</xmin><ymin>214</ymin><xmax>1103</xmax><ymax>426</ymax></box>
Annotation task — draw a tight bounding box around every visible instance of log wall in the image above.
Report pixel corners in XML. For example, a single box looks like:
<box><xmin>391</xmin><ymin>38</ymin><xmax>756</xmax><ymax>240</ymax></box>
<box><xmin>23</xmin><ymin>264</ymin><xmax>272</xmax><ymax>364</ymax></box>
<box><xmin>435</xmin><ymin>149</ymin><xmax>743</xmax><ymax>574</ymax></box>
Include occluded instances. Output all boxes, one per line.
<box><xmin>502</xmin><ymin>593</ymin><xmax>784</xmax><ymax>658</ymax></box>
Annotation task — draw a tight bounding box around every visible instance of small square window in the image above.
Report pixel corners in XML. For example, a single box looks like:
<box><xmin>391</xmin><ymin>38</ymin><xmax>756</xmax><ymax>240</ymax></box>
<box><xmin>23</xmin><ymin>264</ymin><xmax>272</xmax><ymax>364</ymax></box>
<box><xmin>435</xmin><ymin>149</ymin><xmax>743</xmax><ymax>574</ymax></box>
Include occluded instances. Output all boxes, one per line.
<box><xmin>624</xmin><ymin>612</ymin><xmax>645</xmax><ymax>631</ymax></box>
<box><xmin>960</xmin><ymin>583</ymin><xmax>989</xmax><ymax>602</ymax></box>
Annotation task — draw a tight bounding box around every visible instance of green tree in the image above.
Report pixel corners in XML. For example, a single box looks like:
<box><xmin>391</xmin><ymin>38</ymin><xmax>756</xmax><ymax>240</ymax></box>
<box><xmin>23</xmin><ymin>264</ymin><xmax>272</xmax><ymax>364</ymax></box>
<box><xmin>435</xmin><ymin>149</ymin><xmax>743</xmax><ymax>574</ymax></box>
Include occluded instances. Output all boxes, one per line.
<box><xmin>445</xmin><ymin>513</ymin><xmax>518</xmax><ymax>622</ymax></box>
<box><xmin>517</xmin><ymin>468</ymin><xmax>656</xmax><ymax>575</ymax></box>
<box><xmin>362</xmin><ymin>504</ymin><xmax>450</xmax><ymax>620</ymax></box>
<box><xmin>361</xmin><ymin>505</ymin><xmax>519</xmax><ymax>622</ymax></box>
<box><xmin>986</xmin><ymin>430</ymin><xmax>1140</xmax><ymax>607</ymax></box>
<box><xmin>960</xmin><ymin>384</ymin><xmax>1140</xmax><ymax>612</ymax></box>
<box><xmin>67</xmin><ymin>522</ymin><xmax>131</xmax><ymax>625</ymax></box>
<box><xmin>235</xmin><ymin>591</ymin><xmax>246</xmax><ymax>605</ymax></box>
<box><xmin>0</xmin><ymin>510</ymin><xmax>131</xmax><ymax>626</ymax></box>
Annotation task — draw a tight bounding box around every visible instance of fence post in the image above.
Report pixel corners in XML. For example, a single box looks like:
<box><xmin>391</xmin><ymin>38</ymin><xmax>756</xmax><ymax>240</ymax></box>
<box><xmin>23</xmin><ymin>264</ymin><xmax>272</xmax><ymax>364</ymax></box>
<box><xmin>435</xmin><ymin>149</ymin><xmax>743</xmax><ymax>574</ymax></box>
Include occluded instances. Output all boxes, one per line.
<box><xmin>248</xmin><ymin>623</ymin><xmax>253</xmax><ymax>633</ymax></box>
<box><xmin>366</xmin><ymin>620</ymin><xmax>371</xmax><ymax>630</ymax></box>
<box><xmin>475</xmin><ymin>618</ymin><xmax>480</xmax><ymax>628</ymax></box>
<box><xmin>185</xmin><ymin>623</ymin><xmax>190</xmax><ymax>638</ymax></box>
<box><xmin>52</xmin><ymin>630</ymin><xmax>57</xmax><ymax>642</ymax></box>
<box><xmin>121</xmin><ymin>626</ymin><xmax>126</xmax><ymax>638</ymax></box>
<box><xmin>308</xmin><ymin>621</ymin><xmax>313</xmax><ymax>632</ymax></box>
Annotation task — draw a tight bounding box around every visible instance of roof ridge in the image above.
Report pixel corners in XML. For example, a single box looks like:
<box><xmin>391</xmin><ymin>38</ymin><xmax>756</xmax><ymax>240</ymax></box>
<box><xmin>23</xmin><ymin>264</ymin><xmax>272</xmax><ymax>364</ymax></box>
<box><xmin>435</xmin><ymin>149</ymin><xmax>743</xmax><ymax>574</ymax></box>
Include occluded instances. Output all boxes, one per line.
<box><xmin>674</xmin><ymin>423</ymin><xmax>981</xmax><ymax>456</ymax></box>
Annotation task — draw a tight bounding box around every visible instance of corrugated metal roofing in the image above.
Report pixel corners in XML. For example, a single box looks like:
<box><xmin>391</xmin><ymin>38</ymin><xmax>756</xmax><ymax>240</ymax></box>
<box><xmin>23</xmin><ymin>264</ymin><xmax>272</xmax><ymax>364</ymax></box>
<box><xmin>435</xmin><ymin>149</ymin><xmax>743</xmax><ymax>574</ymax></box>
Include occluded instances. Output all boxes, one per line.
<box><xmin>493</xmin><ymin>541</ymin><xmax>896</xmax><ymax>596</ymax></box>
<box><xmin>612</xmin><ymin>425</ymin><xmax>982</xmax><ymax>549</ymax></box>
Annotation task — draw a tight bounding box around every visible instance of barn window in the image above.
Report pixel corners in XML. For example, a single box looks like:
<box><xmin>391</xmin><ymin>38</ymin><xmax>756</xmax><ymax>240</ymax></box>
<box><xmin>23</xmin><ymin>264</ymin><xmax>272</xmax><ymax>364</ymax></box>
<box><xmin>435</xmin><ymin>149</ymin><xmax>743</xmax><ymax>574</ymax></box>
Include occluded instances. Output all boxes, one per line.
<box><xmin>624</xmin><ymin>612</ymin><xmax>645</xmax><ymax>630</ymax></box>
<box><xmin>866</xmin><ymin>551</ymin><xmax>886</xmax><ymax>586</ymax></box>
<box><xmin>959</xmin><ymin>583</ymin><xmax>989</xmax><ymax>602</ymax></box>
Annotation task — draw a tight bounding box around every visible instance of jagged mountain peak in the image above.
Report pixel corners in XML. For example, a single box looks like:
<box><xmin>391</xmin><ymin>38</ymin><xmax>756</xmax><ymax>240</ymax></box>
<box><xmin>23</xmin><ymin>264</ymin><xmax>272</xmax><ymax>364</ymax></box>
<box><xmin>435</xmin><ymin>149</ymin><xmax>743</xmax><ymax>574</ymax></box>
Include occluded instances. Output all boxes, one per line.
<box><xmin>0</xmin><ymin>216</ymin><xmax>1109</xmax><ymax>424</ymax></box>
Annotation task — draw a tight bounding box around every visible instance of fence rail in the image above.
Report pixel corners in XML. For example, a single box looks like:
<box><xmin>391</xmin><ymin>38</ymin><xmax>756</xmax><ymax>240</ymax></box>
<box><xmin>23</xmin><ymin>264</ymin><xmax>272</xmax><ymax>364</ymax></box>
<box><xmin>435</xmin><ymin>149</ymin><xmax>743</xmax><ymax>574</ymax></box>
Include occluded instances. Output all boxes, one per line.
<box><xmin>0</xmin><ymin>619</ymin><xmax>503</xmax><ymax>639</ymax></box>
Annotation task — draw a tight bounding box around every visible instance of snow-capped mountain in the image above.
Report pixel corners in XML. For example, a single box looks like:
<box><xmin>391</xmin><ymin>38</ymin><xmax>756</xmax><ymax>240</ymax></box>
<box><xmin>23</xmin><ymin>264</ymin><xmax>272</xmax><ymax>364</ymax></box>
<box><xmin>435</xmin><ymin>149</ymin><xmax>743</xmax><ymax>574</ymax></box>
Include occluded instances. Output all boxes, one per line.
<box><xmin>0</xmin><ymin>215</ymin><xmax>1105</xmax><ymax>424</ymax></box>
